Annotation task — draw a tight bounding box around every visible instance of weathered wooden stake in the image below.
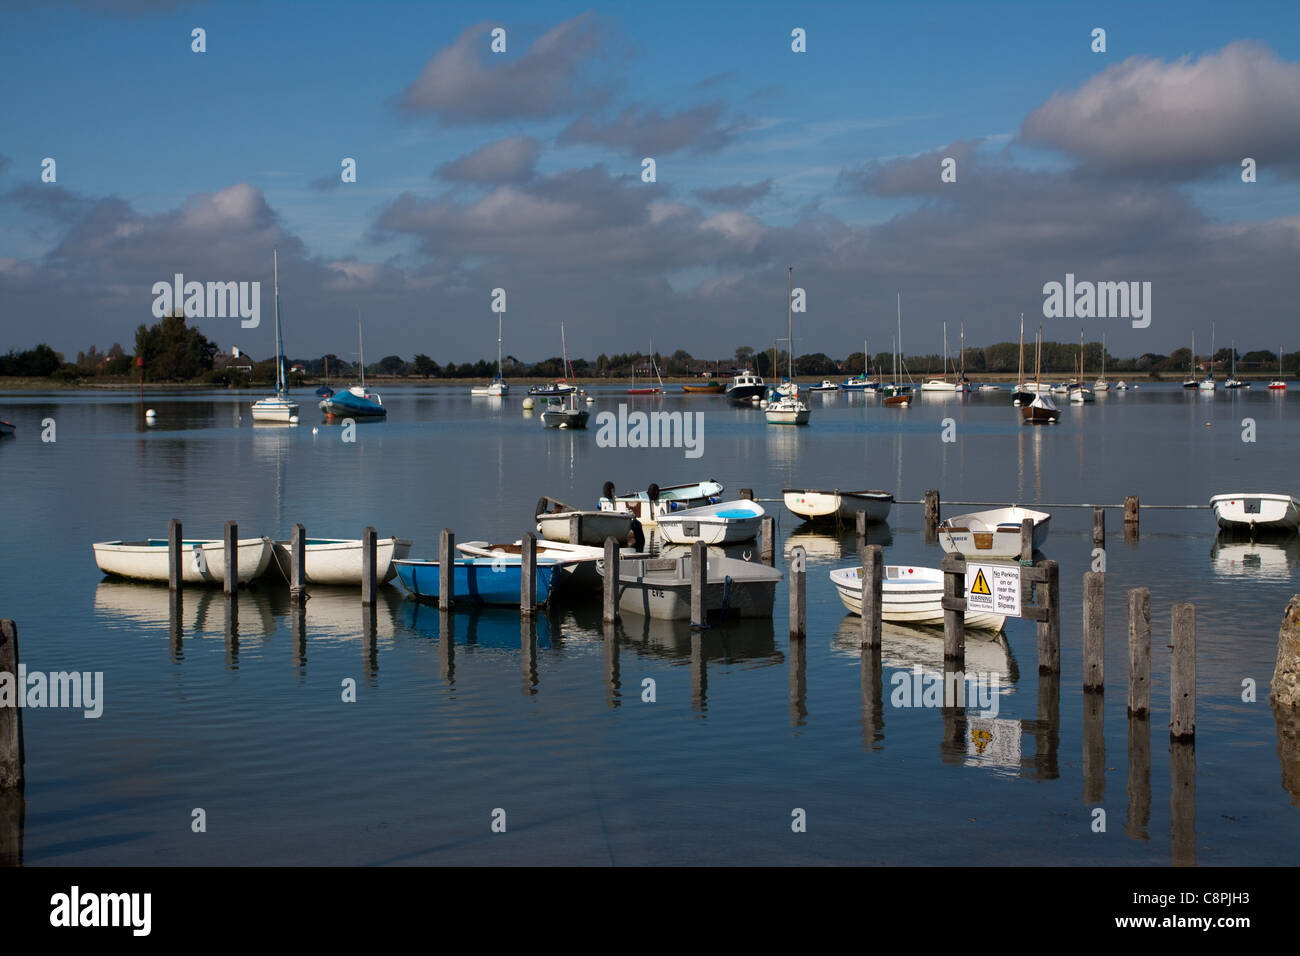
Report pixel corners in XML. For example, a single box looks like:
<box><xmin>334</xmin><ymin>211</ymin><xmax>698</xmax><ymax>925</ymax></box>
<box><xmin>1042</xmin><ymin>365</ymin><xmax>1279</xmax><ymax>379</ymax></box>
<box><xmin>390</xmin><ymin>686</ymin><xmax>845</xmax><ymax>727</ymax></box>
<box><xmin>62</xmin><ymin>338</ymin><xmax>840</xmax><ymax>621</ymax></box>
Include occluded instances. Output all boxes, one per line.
<box><xmin>1019</xmin><ymin>517</ymin><xmax>1034</xmax><ymax>563</ymax></box>
<box><xmin>1170</xmin><ymin>603</ymin><xmax>1196</xmax><ymax>741</ymax></box>
<box><xmin>690</xmin><ymin>539</ymin><xmax>707</xmax><ymax>630</ymax></box>
<box><xmin>602</xmin><ymin>536</ymin><xmax>619</xmax><ymax>624</ymax></box>
<box><xmin>439</xmin><ymin>528</ymin><xmax>454</xmax><ymax>610</ymax></box>
<box><xmin>0</xmin><ymin>621</ymin><xmax>24</xmax><ymax>791</ymax></box>
<box><xmin>859</xmin><ymin>544</ymin><xmax>882</xmax><ymax>648</ymax></box>
<box><xmin>168</xmin><ymin>518</ymin><xmax>183</xmax><ymax>592</ymax></box>
<box><xmin>856</xmin><ymin>510</ymin><xmax>868</xmax><ymax>553</ymax></box>
<box><xmin>1124</xmin><ymin>495</ymin><xmax>1140</xmax><ymax>534</ymax></box>
<box><xmin>941</xmin><ymin>552</ymin><xmax>965</xmax><ymax>666</ymax></box>
<box><xmin>568</xmin><ymin>513</ymin><xmax>583</xmax><ymax>546</ymax></box>
<box><xmin>923</xmin><ymin>489</ymin><xmax>941</xmax><ymax>530</ymax></box>
<box><xmin>361</xmin><ymin>526</ymin><xmax>377</xmax><ymax>606</ymax></box>
<box><xmin>1083</xmin><ymin>570</ymin><xmax>1105</xmax><ymax>692</ymax></box>
<box><xmin>759</xmin><ymin>516</ymin><xmax>775</xmax><ymax>567</ymax></box>
<box><xmin>223</xmin><ymin>521</ymin><xmax>238</xmax><ymax>594</ymax></box>
<box><xmin>789</xmin><ymin>546</ymin><xmax>807</xmax><ymax>640</ymax></box>
<box><xmin>520</xmin><ymin>533</ymin><xmax>537</xmax><ymax>617</ymax></box>
<box><xmin>1092</xmin><ymin>507</ymin><xmax>1106</xmax><ymax>549</ymax></box>
<box><xmin>289</xmin><ymin>523</ymin><xmax>306</xmax><ymax>601</ymax></box>
<box><xmin>1127</xmin><ymin>587</ymin><xmax>1151</xmax><ymax>718</ymax></box>
<box><xmin>739</xmin><ymin>488</ymin><xmax>754</xmax><ymax>501</ymax></box>
<box><xmin>1036</xmin><ymin>559</ymin><xmax>1060</xmax><ymax>674</ymax></box>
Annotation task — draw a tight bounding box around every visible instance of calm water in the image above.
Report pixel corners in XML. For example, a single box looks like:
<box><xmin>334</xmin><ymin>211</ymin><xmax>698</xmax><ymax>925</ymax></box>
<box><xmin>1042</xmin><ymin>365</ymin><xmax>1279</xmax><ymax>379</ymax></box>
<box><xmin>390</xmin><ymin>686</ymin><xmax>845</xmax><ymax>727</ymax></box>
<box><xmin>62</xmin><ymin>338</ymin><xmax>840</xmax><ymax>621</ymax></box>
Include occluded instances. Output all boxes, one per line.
<box><xmin>1</xmin><ymin>383</ymin><xmax>1297</xmax><ymax>865</ymax></box>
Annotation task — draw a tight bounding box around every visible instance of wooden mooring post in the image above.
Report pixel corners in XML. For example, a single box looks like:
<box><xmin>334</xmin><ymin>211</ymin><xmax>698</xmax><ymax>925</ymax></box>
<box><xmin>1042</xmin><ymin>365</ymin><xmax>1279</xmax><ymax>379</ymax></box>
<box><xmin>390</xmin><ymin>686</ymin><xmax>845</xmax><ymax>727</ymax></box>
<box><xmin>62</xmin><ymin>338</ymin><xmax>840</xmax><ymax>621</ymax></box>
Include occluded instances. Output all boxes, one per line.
<box><xmin>1036</xmin><ymin>560</ymin><xmax>1060</xmax><ymax>674</ymax></box>
<box><xmin>1019</xmin><ymin>517</ymin><xmax>1034</xmax><ymax>563</ymax></box>
<box><xmin>1127</xmin><ymin>587</ymin><xmax>1151</xmax><ymax>717</ymax></box>
<box><xmin>690</xmin><ymin>539</ymin><xmax>707</xmax><ymax>631</ymax></box>
<box><xmin>289</xmin><ymin>523</ymin><xmax>307</xmax><ymax>601</ymax></box>
<box><xmin>856</xmin><ymin>510</ymin><xmax>868</xmax><ymax>554</ymax></box>
<box><xmin>940</xmin><ymin>552</ymin><xmax>965</xmax><ymax>667</ymax></box>
<box><xmin>859</xmin><ymin>543</ymin><xmax>883</xmax><ymax>649</ymax></box>
<box><xmin>568</xmin><ymin>513</ymin><xmax>583</xmax><ymax>547</ymax></box>
<box><xmin>439</xmin><ymin>528</ymin><xmax>454</xmax><ymax>610</ymax></box>
<box><xmin>361</xmin><ymin>526</ymin><xmax>377</xmax><ymax>607</ymax></box>
<box><xmin>602</xmin><ymin>537</ymin><xmax>619</xmax><ymax>624</ymax></box>
<box><xmin>1170</xmin><ymin>603</ymin><xmax>1196</xmax><ymax>741</ymax></box>
<box><xmin>759</xmin><ymin>516</ymin><xmax>775</xmax><ymax>567</ymax></box>
<box><xmin>1124</xmin><ymin>495</ymin><xmax>1140</xmax><ymax>539</ymax></box>
<box><xmin>923</xmin><ymin>490</ymin><xmax>941</xmax><ymax>533</ymax></box>
<box><xmin>0</xmin><ymin>620</ymin><xmax>24</xmax><ymax>791</ymax></box>
<box><xmin>168</xmin><ymin>518</ymin><xmax>183</xmax><ymax>592</ymax></box>
<box><xmin>1083</xmin><ymin>571</ymin><xmax>1105</xmax><ymax>692</ymax></box>
<box><xmin>1093</xmin><ymin>507</ymin><xmax>1106</xmax><ymax>550</ymax></box>
<box><xmin>739</xmin><ymin>488</ymin><xmax>754</xmax><ymax>501</ymax></box>
<box><xmin>520</xmin><ymin>533</ymin><xmax>537</xmax><ymax>618</ymax></box>
<box><xmin>789</xmin><ymin>546</ymin><xmax>807</xmax><ymax>640</ymax></box>
<box><xmin>223</xmin><ymin>520</ymin><xmax>238</xmax><ymax>594</ymax></box>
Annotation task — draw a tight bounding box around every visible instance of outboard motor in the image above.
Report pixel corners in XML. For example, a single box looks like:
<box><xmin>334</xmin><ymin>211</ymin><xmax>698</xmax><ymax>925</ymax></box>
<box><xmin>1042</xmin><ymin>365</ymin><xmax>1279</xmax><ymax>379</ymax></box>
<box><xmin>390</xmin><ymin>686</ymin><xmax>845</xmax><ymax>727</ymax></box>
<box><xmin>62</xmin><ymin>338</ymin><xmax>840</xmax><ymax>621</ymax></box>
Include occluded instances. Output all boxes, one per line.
<box><xmin>629</xmin><ymin>518</ymin><xmax>646</xmax><ymax>552</ymax></box>
<box><xmin>602</xmin><ymin>480</ymin><xmax>616</xmax><ymax>502</ymax></box>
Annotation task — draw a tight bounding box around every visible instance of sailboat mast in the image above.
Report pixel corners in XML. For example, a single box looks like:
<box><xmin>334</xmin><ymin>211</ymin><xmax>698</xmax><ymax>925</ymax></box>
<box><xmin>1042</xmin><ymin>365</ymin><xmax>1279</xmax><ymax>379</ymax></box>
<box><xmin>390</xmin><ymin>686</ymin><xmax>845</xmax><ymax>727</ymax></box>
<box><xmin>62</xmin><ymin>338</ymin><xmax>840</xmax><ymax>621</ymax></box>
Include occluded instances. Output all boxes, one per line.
<box><xmin>896</xmin><ymin>293</ymin><xmax>902</xmax><ymax>384</ymax></box>
<box><xmin>497</xmin><ymin>309</ymin><xmax>503</xmax><ymax>379</ymax></box>
<box><xmin>1018</xmin><ymin>313</ymin><xmax>1025</xmax><ymax>387</ymax></box>
<box><xmin>357</xmin><ymin>313</ymin><xmax>365</xmax><ymax>388</ymax></box>
<box><xmin>960</xmin><ymin>322</ymin><xmax>965</xmax><ymax>381</ymax></box>
<box><xmin>787</xmin><ymin>266</ymin><xmax>794</xmax><ymax>381</ymax></box>
<box><xmin>273</xmin><ymin>247</ymin><xmax>284</xmax><ymax>395</ymax></box>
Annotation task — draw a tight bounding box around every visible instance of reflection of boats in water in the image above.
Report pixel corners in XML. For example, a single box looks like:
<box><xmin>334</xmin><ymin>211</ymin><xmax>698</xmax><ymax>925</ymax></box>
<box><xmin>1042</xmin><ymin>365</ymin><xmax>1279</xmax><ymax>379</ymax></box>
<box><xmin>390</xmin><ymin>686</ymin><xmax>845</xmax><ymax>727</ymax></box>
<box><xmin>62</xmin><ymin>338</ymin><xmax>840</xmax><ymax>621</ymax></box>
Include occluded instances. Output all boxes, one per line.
<box><xmin>403</xmin><ymin>601</ymin><xmax>553</xmax><ymax>649</ymax></box>
<box><xmin>1210</xmin><ymin>533</ymin><xmax>1300</xmax><ymax>581</ymax></box>
<box><xmin>93</xmin><ymin>579</ymin><xmax>278</xmax><ymax>637</ymax></box>
<box><xmin>297</xmin><ymin>585</ymin><xmax>403</xmax><ymax>643</ymax></box>
<box><xmin>617</xmin><ymin>613</ymin><xmax>780</xmax><ymax>665</ymax></box>
<box><xmin>785</xmin><ymin>524</ymin><xmax>892</xmax><ymax>563</ymax></box>
<box><xmin>831</xmin><ymin>616</ymin><xmax>1017</xmax><ymax>692</ymax></box>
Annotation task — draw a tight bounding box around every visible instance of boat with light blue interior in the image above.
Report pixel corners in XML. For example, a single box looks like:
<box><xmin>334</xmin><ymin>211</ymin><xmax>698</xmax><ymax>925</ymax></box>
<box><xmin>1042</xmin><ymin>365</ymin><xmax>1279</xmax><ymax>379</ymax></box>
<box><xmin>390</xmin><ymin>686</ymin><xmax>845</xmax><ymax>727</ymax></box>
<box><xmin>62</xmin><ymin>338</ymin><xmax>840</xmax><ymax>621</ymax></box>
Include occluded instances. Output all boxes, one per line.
<box><xmin>394</xmin><ymin>555</ymin><xmax>576</xmax><ymax>606</ymax></box>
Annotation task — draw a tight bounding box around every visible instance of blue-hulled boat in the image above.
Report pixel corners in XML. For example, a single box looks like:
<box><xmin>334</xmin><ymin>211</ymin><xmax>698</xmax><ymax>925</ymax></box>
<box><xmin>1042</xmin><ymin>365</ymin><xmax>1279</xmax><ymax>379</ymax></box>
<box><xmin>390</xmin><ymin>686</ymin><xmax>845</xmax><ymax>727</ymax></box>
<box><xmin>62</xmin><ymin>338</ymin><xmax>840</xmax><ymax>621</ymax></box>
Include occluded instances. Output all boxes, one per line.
<box><xmin>320</xmin><ymin>385</ymin><xmax>385</xmax><ymax>417</ymax></box>
<box><xmin>394</xmin><ymin>556</ymin><xmax>572</xmax><ymax>606</ymax></box>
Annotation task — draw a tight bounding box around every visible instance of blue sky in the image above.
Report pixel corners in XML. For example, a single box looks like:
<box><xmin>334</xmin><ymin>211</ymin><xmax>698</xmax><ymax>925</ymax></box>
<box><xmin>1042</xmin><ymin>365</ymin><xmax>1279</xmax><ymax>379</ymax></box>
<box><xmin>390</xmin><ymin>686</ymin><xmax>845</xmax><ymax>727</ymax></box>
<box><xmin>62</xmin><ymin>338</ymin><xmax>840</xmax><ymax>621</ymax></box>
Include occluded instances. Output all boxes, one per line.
<box><xmin>2</xmin><ymin>0</ymin><xmax>1298</xmax><ymax>363</ymax></box>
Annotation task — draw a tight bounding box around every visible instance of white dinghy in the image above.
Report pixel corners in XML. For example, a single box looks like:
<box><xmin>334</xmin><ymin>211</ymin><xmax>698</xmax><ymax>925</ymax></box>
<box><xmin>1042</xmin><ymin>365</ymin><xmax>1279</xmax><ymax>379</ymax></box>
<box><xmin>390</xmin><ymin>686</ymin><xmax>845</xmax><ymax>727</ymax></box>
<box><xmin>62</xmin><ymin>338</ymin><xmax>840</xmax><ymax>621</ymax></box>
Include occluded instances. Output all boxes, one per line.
<box><xmin>271</xmin><ymin>536</ymin><xmax>412</xmax><ymax>586</ymax></box>
<box><xmin>93</xmin><ymin>537</ymin><xmax>274</xmax><ymax>585</ymax></box>
<box><xmin>1209</xmin><ymin>494</ymin><xmax>1300</xmax><ymax>534</ymax></box>
<box><xmin>829</xmin><ymin>564</ymin><xmax>1006</xmax><ymax>632</ymax></box>
<box><xmin>937</xmin><ymin>506</ymin><xmax>1050</xmax><ymax>558</ymax></box>
<box><xmin>535</xmin><ymin>496</ymin><xmax>634</xmax><ymax>545</ymax></box>
<box><xmin>655</xmin><ymin>499</ymin><xmax>765</xmax><ymax>545</ymax></box>
<box><xmin>456</xmin><ymin>538</ymin><xmax>640</xmax><ymax>591</ymax></box>
<box><xmin>783</xmin><ymin>488</ymin><xmax>893</xmax><ymax>523</ymax></box>
<box><xmin>599</xmin><ymin>551</ymin><xmax>782</xmax><ymax>621</ymax></box>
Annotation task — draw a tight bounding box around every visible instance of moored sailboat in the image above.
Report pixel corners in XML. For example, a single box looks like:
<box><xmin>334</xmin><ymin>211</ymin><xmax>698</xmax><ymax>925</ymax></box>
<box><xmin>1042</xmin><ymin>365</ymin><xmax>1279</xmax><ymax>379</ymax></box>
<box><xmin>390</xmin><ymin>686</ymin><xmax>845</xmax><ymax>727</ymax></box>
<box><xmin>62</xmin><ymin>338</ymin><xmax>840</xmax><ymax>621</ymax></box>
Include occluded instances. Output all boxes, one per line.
<box><xmin>250</xmin><ymin>248</ymin><xmax>300</xmax><ymax>423</ymax></box>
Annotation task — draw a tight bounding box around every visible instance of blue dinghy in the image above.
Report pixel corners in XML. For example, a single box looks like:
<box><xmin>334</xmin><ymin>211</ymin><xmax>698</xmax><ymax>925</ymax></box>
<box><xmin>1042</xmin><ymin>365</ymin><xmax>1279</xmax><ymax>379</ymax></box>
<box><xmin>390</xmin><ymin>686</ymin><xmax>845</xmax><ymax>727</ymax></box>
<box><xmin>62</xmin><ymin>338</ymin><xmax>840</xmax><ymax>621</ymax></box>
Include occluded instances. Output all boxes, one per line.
<box><xmin>394</xmin><ymin>556</ymin><xmax>571</xmax><ymax>606</ymax></box>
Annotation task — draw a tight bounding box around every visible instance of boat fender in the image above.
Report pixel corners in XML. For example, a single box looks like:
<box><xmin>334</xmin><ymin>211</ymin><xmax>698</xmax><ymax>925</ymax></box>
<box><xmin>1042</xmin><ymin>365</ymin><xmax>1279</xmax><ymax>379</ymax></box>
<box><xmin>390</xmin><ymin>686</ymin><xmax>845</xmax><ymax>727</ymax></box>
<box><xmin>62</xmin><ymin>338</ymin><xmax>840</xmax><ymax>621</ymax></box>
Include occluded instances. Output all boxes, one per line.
<box><xmin>191</xmin><ymin>544</ymin><xmax>208</xmax><ymax>575</ymax></box>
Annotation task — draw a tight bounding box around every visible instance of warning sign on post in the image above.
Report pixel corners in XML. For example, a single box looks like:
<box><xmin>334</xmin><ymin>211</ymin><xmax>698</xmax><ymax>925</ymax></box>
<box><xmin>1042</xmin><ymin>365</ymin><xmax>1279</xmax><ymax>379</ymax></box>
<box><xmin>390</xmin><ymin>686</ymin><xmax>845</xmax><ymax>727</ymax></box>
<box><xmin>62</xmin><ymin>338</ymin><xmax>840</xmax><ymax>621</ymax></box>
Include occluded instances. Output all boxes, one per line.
<box><xmin>965</xmin><ymin>563</ymin><xmax>1021</xmax><ymax>618</ymax></box>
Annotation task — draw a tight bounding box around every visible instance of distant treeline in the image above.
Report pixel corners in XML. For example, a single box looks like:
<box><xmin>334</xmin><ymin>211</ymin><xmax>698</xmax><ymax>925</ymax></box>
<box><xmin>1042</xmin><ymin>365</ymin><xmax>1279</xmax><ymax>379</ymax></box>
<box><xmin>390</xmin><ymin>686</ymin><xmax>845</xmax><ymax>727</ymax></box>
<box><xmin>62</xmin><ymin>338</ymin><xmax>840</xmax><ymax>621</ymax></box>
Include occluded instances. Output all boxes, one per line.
<box><xmin>4</xmin><ymin>315</ymin><xmax>1297</xmax><ymax>382</ymax></box>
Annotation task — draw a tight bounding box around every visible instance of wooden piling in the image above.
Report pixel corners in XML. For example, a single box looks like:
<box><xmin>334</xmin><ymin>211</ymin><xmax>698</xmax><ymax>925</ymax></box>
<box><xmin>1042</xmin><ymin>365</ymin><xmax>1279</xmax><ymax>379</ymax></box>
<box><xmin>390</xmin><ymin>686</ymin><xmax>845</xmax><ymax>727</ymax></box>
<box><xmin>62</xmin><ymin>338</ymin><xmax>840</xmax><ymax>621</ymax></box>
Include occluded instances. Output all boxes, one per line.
<box><xmin>289</xmin><ymin>523</ymin><xmax>306</xmax><ymax>601</ymax></box>
<box><xmin>602</xmin><ymin>537</ymin><xmax>619</xmax><ymax>624</ymax></box>
<box><xmin>439</xmin><ymin>528</ymin><xmax>454</xmax><ymax>610</ymax></box>
<box><xmin>941</xmin><ymin>552</ymin><xmax>965</xmax><ymax>665</ymax></box>
<box><xmin>520</xmin><ymin>533</ymin><xmax>537</xmax><ymax>617</ymax></box>
<box><xmin>923</xmin><ymin>489</ymin><xmax>941</xmax><ymax>529</ymax></box>
<box><xmin>859</xmin><ymin>544</ymin><xmax>882</xmax><ymax>648</ymax></box>
<box><xmin>568</xmin><ymin>513</ymin><xmax>583</xmax><ymax>547</ymax></box>
<box><xmin>856</xmin><ymin>509</ymin><xmax>868</xmax><ymax>553</ymax></box>
<box><xmin>1124</xmin><ymin>495</ymin><xmax>1140</xmax><ymax>534</ymax></box>
<box><xmin>223</xmin><ymin>520</ymin><xmax>238</xmax><ymax>594</ymax></box>
<box><xmin>1036</xmin><ymin>559</ymin><xmax>1060</xmax><ymax>674</ymax></box>
<box><xmin>1170</xmin><ymin>603</ymin><xmax>1196</xmax><ymax>741</ymax></box>
<box><xmin>690</xmin><ymin>540</ymin><xmax>707</xmax><ymax>630</ymax></box>
<box><xmin>1092</xmin><ymin>507</ymin><xmax>1106</xmax><ymax>550</ymax></box>
<box><xmin>1127</xmin><ymin>587</ymin><xmax>1151</xmax><ymax>718</ymax></box>
<box><xmin>759</xmin><ymin>516</ymin><xmax>775</xmax><ymax>567</ymax></box>
<box><xmin>1019</xmin><ymin>517</ymin><xmax>1033</xmax><ymax>563</ymax></box>
<box><xmin>0</xmin><ymin>621</ymin><xmax>24</xmax><ymax>791</ymax></box>
<box><xmin>1083</xmin><ymin>570</ymin><xmax>1105</xmax><ymax>692</ymax></box>
<box><xmin>739</xmin><ymin>488</ymin><xmax>754</xmax><ymax>501</ymax></box>
<box><xmin>168</xmin><ymin>518</ymin><xmax>183</xmax><ymax>592</ymax></box>
<box><xmin>789</xmin><ymin>545</ymin><xmax>807</xmax><ymax>640</ymax></box>
<box><xmin>361</xmin><ymin>526</ymin><xmax>377</xmax><ymax>606</ymax></box>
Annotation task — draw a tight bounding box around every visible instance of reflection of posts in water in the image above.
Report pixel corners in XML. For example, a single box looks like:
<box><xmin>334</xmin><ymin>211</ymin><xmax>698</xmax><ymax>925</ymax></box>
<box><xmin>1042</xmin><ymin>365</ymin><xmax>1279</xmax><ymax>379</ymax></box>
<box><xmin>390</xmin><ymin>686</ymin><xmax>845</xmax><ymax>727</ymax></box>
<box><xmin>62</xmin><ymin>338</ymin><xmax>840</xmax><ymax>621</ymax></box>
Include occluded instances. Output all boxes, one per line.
<box><xmin>789</xmin><ymin>632</ymin><xmax>807</xmax><ymax>726</ymax></box>
<box><xmin>690</xmin><ymin>632</ymin><xmax>707</xmax><ymax>712</ymax></box>
<box><xmin>0</xmin><ymin>790</ymin><xmax>22</xmax><ymax>866</ymax></box>
<box><xmin>361</xmin><ymin>604</ymin><xmax>377</xmax><ymax>679</ymax></box>
<box><xmin>1170</xmin><ymin>740</ymin><xmax>1196</xmax><ymax>866</ymax></box>
<box><xmin>438</xmin><ymin>610</ymin><xmax>455</xmax><ymax>683</ymax></box>
<box><xmin>1083</xmin><ymin>689</ymin><xmax>1105</xmax><ymax>804</ymax></box>
<box><xmin>602</xmin><ymin>622</ymin><xmax>620</xmax><ymax>708</ymax></box>
<box><xmin>860</xmin><ymin>643</ymin><xmax>884</xmax><ymax>749</ymax></box>
<box><xmin>940</xmin><ymin>666</ymin><xmax>966</xmax><ymax>765</ymax></box>
<box><xmin>1272</xmin><ymin>701</ymin><xmax>1300</xmax><ymax>805</ymax></box>
<box><xmin>1026</xmin><ymin>668</ymin><xmax>1060</xmax><ymax>780</ymax></box>
<box><xmin>520</xmin><ymin>617</ymin><xmax>538</xmax><ymax>695</ymax></box>
<box><xmin>290</xmin><ymin>600</ymin><xmax>306</xmax><ymax>669</ymax></box>
<box><xmin>168</xmin><ymin>590</ymin><xmax>183</xmax><ymax>662</ymax></box>
<box><xmin>224</xmin><ymin>593</ymin><xmax>239</xmax><ymax>666</ymax></box>
<box><xmin>0</xmin><ymin>620</ymin><xmax>24</xmax><ymax>792</ymax></box>
<box><xmin>1126</xmin><ymin>715</ymin><xmax>1151</xmax><ymax>840</ymax></box>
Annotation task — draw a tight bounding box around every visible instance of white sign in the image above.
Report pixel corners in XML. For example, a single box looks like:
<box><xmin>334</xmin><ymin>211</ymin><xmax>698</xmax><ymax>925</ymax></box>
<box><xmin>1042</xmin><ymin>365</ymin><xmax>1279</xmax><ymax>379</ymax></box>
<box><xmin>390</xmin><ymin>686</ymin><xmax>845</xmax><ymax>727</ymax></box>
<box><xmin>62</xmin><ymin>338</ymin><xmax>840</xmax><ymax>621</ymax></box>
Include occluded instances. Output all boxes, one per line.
<box><xmin>965</xmin><ymin>563</ymin><xmax>1021</xmax><ymax>618</ymax></box>
<box><xmin>966</xmin><ymin>718</ymin><xmax>1022</xmax><ymax>771</ymax></box>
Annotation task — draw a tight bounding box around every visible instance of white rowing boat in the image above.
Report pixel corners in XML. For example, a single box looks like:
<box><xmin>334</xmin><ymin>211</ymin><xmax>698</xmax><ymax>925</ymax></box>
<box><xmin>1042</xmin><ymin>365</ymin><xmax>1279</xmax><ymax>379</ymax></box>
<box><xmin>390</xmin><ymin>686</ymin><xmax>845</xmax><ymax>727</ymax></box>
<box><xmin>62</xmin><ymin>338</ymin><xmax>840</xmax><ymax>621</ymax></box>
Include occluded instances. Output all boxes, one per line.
<box><xmin>535</xmin><ymin>496</ymin><xmax>634</xmax><ymax>545</ymax></box>
<box><xmin>271</xmin><ymin>536</ymin><xmax>412</xmax><ymax>586</ymax></box>
<box><xmin>937</xmin><ymin>506</ymin><xmax>1051</xmax><ymax>558</ymax></box>
<box><xmin>599</xmin><ymin>551</ymin><xmax>782</xmax><ymax>621</ymax></box>
<box><xmin>456</xmin><ymin>538</ymin><xmax>642</xmax><ymax>591</ymax></box>
<box><xmin>829</xmin><ymin>564</ymin><xmax>1006</xmax><ymax>632</ymax></box>
<box><xmin>655</xmin><ymin>499</ymin><xmax>765</xmax><ymax>545</ymax></box>
<box><xmin>1209</xmin><ymin>493</ymin><xmax>1300</xmax><ymax>533</ymax></box>
<box><xmin>93</xmin><ymin>537</ymin><xmax>274</xmax><ymax>585</ymax></box>
<box><xmin>783</xmin><ymin>488</ymin><xmax>893</xmax><ymax>523</ymax></box>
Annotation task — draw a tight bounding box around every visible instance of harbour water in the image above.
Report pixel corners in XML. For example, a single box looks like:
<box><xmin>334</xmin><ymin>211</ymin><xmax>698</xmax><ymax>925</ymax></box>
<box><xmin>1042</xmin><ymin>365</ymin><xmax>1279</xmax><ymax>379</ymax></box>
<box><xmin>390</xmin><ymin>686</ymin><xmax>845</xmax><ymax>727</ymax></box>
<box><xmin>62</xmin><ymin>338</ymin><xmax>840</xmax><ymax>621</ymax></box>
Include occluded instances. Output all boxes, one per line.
<box><xmin>1</xmin><ymin>384</ymin><xmax>1297</xmax><ymax>864</ymax></box>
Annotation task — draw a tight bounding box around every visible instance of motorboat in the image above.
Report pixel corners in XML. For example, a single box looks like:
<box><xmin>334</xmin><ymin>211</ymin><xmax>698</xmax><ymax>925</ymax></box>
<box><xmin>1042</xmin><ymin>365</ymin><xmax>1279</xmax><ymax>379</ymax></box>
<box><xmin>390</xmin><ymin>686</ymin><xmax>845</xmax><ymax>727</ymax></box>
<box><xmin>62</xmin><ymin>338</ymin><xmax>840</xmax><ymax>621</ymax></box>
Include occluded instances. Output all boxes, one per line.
<box><xmin>725</xmin><ymin>369</ymin><xmax>766</xmax><ymax>403</ymax></box>
<box><xmin>1209</xmin><ymin>494</ymin><xmax>1300</xmax><ymax>534</ymax></box>
<box><xmin>655</xmin><ymin>498</ymin><xmax>765</xmax><ymax>545</ymax></box>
